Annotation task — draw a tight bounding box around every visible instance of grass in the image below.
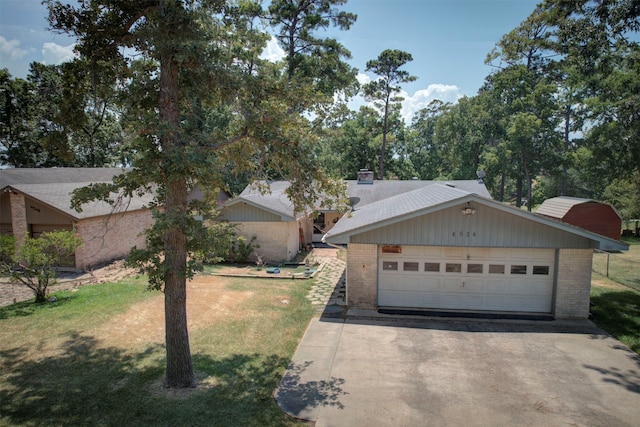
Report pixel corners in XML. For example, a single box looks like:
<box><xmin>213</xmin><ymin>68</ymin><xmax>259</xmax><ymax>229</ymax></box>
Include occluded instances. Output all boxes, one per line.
<box><xmin>589</xmin><ymin>240</ymin><xmax>640</xmax><ymax>354</ymax></box>
<box><xmin>592</xmin><ymin>238</ymin><xmax>640</xmax><ymax>290</ymax></box>
<box><xmin>590</xmin><ymin>277</ymin><xmax>640</xmax><ymax>354</ymax></box>
<box><xmin>0</xmin><ymin>274</ymin><xmax>315</xmax><ymax>427</ymax></box>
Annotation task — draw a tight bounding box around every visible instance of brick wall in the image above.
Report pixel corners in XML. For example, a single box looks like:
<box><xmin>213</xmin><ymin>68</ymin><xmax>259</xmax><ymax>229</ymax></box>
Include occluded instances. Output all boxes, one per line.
<box><xmin>555</xmin><ymin>248</ymin><xmax>593</xmax><ymax>319</ymax></box>
<box><xmin>233</xmin><ymin>221</ymin><xmax>299</xmax><ymax>262</ymax></box>
<box><xmin>346</xmin><ymin>243</ymin><xmax>378</xmax><ymax>309</ymax></box>
<box><xmin>75</xmin><ymin>209</ymin><xmax>154</xmax><ymax>270</ymax></box>
<box><xmin>9</xmin><ymin>192</ymin><xmax>27</xmax><ymax>248</ymax></box>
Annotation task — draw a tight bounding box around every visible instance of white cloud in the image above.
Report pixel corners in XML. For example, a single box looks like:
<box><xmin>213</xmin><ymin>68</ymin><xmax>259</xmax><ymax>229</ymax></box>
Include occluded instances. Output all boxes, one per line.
<box><xmin>356</xmin><ymin>72</ymin><xmax>371</xmax><ymax>85</ymax></box>
<box><xmin>260</xmin><ymin>36</ymin><xmax>285</xmax><ymax>63</ymax></box>
<box><xmin>347</xmin><ymin>82</ymin><xmax>463</xmax><ymax>123</ymax></box>
<box><xmin>42</xmin><ymin>42</ymin><xmax>76</xmax><ymax>65</ymax></box>
<box><xmin>399</xmin><ymin>84</ymin><xmax>463</xmax><ymax>123</ymax></box>
<box><xmin>0</xmin><ymin>36</ymin><xmax>29</xmax><ymax>61</ymax></box>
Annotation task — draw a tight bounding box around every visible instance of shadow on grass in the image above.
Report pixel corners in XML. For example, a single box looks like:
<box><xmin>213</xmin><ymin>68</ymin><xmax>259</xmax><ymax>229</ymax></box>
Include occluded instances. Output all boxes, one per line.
<box><xmin>275</xmin><ymin>360</ymin><xmax>348</xmax><ymax>418</ymax></box>
<box><xmin>0</xmin><ymin>333</ymin><xmax>317</xmax><ymax>426</ymax></box>
<box><xmin>0</xmin><ymin>294</ymin><xmax>77</xmax><ymax>319</ymax></box>
<box><xmin>590</xmin><ymin>289</ymin><xmax>640</xmax><ymax>354</ymax></box>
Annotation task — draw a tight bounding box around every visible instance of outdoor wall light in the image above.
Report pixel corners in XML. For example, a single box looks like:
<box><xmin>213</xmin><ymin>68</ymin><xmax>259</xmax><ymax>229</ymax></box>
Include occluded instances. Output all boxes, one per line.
<box><xmin>461</xmin><ymin>206</ymin><xmax>476</xmax><ymax>217</ymax></box>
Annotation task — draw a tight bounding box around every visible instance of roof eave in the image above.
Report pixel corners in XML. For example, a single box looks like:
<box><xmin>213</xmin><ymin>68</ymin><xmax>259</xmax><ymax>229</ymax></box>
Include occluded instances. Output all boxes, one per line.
<box><xmin>325</xmin><ymin>193</ymin><xmax>630</xmax><ymax>251</ymax></box>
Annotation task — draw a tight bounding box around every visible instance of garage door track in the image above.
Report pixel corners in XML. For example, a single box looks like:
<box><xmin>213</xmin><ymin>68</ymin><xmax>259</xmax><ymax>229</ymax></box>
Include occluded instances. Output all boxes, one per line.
<box><xmin>275</xmin><ymin>314</ymin><xmax>640</xmax><ymax>427</ymax></box>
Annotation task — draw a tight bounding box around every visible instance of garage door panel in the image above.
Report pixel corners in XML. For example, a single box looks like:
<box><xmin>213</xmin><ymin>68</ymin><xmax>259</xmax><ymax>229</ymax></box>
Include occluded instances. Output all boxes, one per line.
<box><xmin>378</xmin><ymin>247</ymin><xmax>554</xmax><ymax>313</ymax></box>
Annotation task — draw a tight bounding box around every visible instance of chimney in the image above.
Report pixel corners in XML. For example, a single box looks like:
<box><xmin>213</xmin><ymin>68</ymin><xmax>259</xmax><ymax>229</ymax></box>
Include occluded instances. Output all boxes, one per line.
<box><xmin>357</xmin><ymin>169</ymin><xmax>374</xmax><ymax>184</ymax></box>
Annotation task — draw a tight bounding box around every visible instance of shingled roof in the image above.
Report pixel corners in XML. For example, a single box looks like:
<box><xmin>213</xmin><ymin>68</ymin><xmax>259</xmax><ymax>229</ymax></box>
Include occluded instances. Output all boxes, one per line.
<box><xmin>224</xmin><ymin>179</ymin><xmax>493</xmax><ymax>220</ymax></box>
<box><xmin>1</xmin><ymin>168</ymin><xmax>153</xmax><ymax>220</ymax></box>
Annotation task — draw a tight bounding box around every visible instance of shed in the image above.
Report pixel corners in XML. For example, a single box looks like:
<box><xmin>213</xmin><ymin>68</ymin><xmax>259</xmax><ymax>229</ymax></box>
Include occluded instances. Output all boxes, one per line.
<box><xmin>536</xmin><ymin>197</ymin><xmax>622</xmax><ymax>241</ymax></box>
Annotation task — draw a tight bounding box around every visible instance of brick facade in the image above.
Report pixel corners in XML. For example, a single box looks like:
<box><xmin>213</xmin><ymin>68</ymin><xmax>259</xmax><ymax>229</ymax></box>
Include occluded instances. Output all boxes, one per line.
<box><xmin>346</xmin><ymin>243</ymin><xmax>378</xmax><ymax>308</ymax></box>
<box><xmin>554</xmin><ymin>248</ymin><xmax>593</xmax><ymax>319</ymax></box>
<box><xmin>75</xmin><ymin>209</ymin><xmax>154</xmax><ymax>270</ymax></box>
<box><xmin>9</xmin><ymin>192</ymin><xmax>27</xmax><ymax>247</ymax></box>
<box><xmin>233</xmin><ymin>220</ymin><xmax>300</xmax><ymax>262</ymax></box>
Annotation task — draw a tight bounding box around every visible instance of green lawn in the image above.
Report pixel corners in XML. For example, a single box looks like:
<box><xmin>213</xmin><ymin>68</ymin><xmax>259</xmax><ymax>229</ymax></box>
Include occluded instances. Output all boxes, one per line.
<box><xmin>0</xmin><ymin>275</ymin><xmax>314</xmax><ymax>427</ymax></box>
<box><xmin>590</xmin><ymin>239</ymin><xmax>640</xmax><ymax>354</ymax></box>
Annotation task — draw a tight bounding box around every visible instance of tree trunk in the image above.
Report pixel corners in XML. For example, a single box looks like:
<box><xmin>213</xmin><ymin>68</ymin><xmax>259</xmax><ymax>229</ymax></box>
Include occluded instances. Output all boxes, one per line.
<box><xmin>163</xmin><ymin>176</ymin><xmax>194</xmax><ymax>388</ymax></box>
<box><xmin>159</xmin><ymin>24</ymin><xmax>195</xmax><ymax>388</ymax></box>
<box><xmin>561</xmin><ymin>105</ymin><xmax>570</xmax><ymax>196</ymax></box>
<box><xmin>378</xmin><ymin>97</ymin><xmax>389</xmax><ymax>180</ymax></box>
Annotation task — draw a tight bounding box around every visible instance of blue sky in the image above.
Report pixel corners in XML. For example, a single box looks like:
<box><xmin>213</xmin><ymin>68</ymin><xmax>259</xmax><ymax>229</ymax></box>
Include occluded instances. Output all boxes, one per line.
<box><xmin>1</xmin><ymin>0</ymin><xmax>540</xmax><ymax>122</ymax></box>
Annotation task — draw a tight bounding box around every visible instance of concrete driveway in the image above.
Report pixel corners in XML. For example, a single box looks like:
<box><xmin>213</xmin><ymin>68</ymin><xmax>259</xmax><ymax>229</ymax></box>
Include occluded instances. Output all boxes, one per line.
<box><xmin>275</xmin><ymin>313</ymin><xmax>640</xmax><ymax>427</ymax></box>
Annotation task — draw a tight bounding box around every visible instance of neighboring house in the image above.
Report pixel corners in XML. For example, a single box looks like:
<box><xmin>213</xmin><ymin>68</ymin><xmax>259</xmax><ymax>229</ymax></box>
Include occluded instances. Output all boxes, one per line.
<box><xmin>0</xmin><ymin>168</ymin><xmax>155</xmax><ymax>271</ymax></box>
<box><xmin>322</xmin><ymin>184</ymin><xmax>628</xmax><ymax>320</ymax></box>
<box><xmin>219</xmin><ymin>176</ymin><xmax>492</xmax><ymax>262</ymax></box>
<box><xmin>536</xmin><ymin>196</ymin><xmax>622</xmax><ymax>241</ymax></box>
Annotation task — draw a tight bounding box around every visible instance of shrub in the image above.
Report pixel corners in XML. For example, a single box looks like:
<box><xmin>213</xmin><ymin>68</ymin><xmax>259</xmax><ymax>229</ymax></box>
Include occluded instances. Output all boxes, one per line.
<box><xmin>1</xmin><ymin>231</ymin><xmax>82</xmax><ymax>303</ymax></box>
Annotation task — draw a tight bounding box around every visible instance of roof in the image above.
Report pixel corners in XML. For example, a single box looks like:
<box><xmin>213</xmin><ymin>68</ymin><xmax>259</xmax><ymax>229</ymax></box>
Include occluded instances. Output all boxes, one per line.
<box><xmin>224</xmin><ymin>179</ymin><xmax>493</xmax><ymax>220</ymax></box>
<box><xmin>224</xmin><ymin>181</ymin><xmax>301</xmax><ymax>220</ymax></box>
<box><xmin>536</xmin><ymin>196</ymin><xmax>622</xmax><ymax>220</ymax></box>
<box><xmin>345</xmin><ymin>179</ymin><xmax>492</xmax><ymax>208</ymax></box>
<box><xmin>323</xmin><ymin>184</ymin><xmax>628</xmax><ymax>252</ymax></box>
<box><xmin>1</xmin><ymin>168</ymin><xmax>153</xmax><ymax>220</ymax></box>
<box><xmin>0</xmin><ymin>167</ymin><xmax>129</xmax><ymax>187</ymax></box>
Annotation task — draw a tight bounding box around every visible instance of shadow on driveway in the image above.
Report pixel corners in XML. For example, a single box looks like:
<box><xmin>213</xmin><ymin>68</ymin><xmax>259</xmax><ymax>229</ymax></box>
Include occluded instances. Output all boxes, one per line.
<box><xmin>277</xmin><ymin>314</ymin><xmax>640</xmax><ymax>427</ymax></box>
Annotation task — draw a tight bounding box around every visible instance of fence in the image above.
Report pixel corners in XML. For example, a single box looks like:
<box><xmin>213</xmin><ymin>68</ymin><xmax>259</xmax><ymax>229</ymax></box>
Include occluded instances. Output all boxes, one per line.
<box><xmin>592</xmin><ymin>249</ymin><xmax>640</xmax><ymax>291</ymax></box>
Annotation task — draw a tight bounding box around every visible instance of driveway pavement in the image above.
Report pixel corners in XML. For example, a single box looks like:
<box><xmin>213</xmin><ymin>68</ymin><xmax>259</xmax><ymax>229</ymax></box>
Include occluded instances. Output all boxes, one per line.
<box><xmin>276</xmin><ymin>313</ymin><xmax>640</xmax><ymax>427</ymax></box>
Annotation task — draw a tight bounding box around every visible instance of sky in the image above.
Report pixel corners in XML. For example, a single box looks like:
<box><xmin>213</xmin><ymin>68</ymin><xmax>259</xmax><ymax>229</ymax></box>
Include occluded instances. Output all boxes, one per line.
<box><xmin>0</xmin><ymin>0</ymin><xmax>540</xmax><ymax>122</ymax></box>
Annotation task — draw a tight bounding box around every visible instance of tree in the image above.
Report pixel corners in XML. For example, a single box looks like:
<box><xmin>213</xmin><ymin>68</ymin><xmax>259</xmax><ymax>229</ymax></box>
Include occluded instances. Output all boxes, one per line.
<box><xmin>47</xmin><ymin>0</ymin><xmax>354</xmax><ymax>388</ymax></box>
<box><xmin>59</xmin><ymin>58</ymin><xmax>127</xmax><ymax>167</ymax></box>
<box><xmin>363</xmin><ymin>49</ymin><xmax>416</xmax><ymax>179</ymax></box>
<box><xmin>485</xmin><ymin>7</ymin><xmax>563</xmax><ymax>209</ymax></box>
<box><xmin>0</xmin><ymin>69</ymin><xmax>37</xmax><ymax>167</ymax></box>
<box><xmin>403</xmin><ymin>100</ymin><xmax>451</xmax><ymax>180</ymax></box>
<box><xmin>0</xmin><ymin>231</ymin><xmax>82</xmax><ymax>303</ymax></box>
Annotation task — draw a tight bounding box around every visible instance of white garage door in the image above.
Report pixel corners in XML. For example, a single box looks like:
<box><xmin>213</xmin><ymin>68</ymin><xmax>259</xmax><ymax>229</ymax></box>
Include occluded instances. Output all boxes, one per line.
<box><xmin>378</xmin><ymin>246</ymin><xmax>555</xmax><ymax>313</ymax></box>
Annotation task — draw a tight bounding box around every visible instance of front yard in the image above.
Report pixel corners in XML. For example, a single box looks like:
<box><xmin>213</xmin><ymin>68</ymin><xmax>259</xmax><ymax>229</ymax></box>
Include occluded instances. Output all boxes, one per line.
<box><xmin>0</xmin><ymin>274</ymin><xmax>315</xmax><ymax>427</ymax></box>
<box><xmin>1</xmin><ymin>240</ymin><xmax>638</xmax><ymax>426</ymax></box>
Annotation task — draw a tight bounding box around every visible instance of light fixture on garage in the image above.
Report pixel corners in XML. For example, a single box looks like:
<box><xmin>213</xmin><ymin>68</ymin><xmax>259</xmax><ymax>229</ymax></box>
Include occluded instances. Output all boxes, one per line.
<box><xmin>461</xmin><ymin>206</ymin><xmax>476</xmax><ymax>217</ymax></box>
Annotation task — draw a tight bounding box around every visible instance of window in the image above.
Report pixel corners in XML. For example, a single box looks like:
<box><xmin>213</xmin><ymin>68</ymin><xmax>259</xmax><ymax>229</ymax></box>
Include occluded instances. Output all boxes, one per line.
<box><xmin>467</xmin><ymin>264</ymin><xmax>483</xmax><ymax>274</ymax></box>
<box><xmin>511</xmin><ymin>265</ymin><xmax>527</xmax><ymax>275</ymax></box>
<box><xmin>489</xmin><ymin>264</ymin><xmax>505</xmax><ymax>274</ymax></box>
<box><xmin>404</xmin><ymin>262</ymin><xmax>419</xmax><ymax>272</ymax></box>
<box><xmin>425</xmin><ymin>262</ymin><xmax>440</xmax><ymax>272</ymax></box>
<box><xmin>383</xmin><ymin>262</ymin><xmax>398</xmax><ymax>271</ymax></box>
<box><xmin>533</xmin><ymin>265</ymin><xmax>550</xmax><ymax>275</ymax></box>
<box><xmin>446</xmin><ymin>263</ymin><xmax>462</xmax><ymax>273</ymax></box>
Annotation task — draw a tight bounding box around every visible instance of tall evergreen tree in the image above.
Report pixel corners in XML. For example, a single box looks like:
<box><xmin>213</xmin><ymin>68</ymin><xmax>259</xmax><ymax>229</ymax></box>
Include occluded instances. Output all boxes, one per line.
<box><xmin>47</xmin><ymin>0</ymin><xmax>355</xmax><ymax>388</ymax></box>
<box><xmin>363</xmin><ymin>49</ymin><xmax>416</xmax><ymax>180</ymax></box>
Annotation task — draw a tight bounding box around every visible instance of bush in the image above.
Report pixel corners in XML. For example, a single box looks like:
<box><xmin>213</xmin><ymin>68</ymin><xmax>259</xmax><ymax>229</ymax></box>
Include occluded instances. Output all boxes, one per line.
<box><xmin>231</xmin><ymin>235</ymin><xmax>259</xmax><ymax>263</ymax></box>
<box><xmin>1</xmin><ymin>231</ymin><xmax>82</xmax><ymax>303</ymax></box>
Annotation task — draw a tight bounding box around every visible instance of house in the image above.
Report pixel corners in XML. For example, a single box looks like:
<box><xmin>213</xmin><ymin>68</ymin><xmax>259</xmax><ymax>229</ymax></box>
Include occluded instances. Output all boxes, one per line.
<box><xmin>219</xmin><ymin>177</ymin><xmax>492</xmax><ymax>262</ymax></box>
<box><xmin>0</xmin><ymin>168</ymin><xmax>155</xmax><ymax>271</ymax></box>
<box><xmin>536</xmin><ymin>196</ymin><xmax>622</xmax><ymax>241</ymax></box>
<box><xmin>322</xmin><ymin>184</ymin><xmax>628</xmax><ymax>319</ymax></box>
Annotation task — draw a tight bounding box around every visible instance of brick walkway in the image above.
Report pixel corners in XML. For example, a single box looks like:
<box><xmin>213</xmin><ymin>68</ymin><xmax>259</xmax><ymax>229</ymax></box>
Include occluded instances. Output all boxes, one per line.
<box><xmin>306</xmin><ymin>248</ymin><xmax>346</xmax><ymax>315</ymax></box>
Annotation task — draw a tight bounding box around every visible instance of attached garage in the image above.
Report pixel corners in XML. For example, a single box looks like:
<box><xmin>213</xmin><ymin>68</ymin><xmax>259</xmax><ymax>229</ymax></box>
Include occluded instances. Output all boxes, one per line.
<box><xmin>323</xmin><ymin>183</ymin><xmax>628</xmax><ymax>319</ymax></box>
<box><xmin>378</xmin><ymin>246</ymin><xmax>555</xmax><ymax>313</ymax></box>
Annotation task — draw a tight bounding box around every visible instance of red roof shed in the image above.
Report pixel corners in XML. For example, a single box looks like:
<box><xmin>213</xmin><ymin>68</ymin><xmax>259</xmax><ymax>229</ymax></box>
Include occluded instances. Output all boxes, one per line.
<box><xmin>536</xmin><ymin>197</ymin><xmax>622</xmax><ymax>240</ymax></box>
